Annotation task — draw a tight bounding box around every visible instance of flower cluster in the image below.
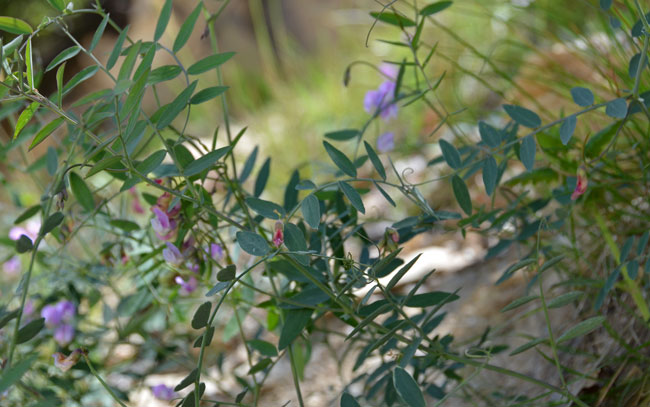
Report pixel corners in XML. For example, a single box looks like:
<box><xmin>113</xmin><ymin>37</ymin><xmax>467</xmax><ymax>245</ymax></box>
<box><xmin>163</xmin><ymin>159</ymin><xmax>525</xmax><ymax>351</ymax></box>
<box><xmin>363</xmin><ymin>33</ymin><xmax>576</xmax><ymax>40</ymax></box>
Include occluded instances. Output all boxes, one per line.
<box><xmin>41</xmin><ymin>300</ymin><xmax>76</xmax><ymax>346</ymax></box>
<box><xmin>151</xmin><ymin>191</ymin><xmax>181</xmax><ymax>241</ymax></box>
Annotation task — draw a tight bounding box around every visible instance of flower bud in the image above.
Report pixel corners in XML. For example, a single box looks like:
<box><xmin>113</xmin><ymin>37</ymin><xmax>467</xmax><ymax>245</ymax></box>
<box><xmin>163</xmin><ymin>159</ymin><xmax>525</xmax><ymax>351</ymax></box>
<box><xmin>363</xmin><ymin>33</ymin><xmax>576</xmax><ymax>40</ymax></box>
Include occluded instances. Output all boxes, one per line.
<box><xmin>273</xmin><ymin>221</ymin><xmax>284</xmax><ymax>248</ymax></box>
<box><xmin>52</xmin><ymin>348</ymin><xmax>86</xmax><ymax>372</ymax></box>
<box><xmin>571</xmin><ymin>167</ymin><xmax>588</xmax><ymax>200</ymax></box>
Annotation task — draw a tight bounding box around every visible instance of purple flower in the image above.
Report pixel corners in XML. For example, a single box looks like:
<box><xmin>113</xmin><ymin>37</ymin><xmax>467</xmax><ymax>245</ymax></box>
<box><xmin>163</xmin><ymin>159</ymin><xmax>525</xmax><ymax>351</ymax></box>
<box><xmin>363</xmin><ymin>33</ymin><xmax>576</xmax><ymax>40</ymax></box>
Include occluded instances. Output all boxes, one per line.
<box><xmin>364</xmin><ymin>81</ymin><xmax>398</xmax><ymax>121</ymax></box>
<box><xmin>151</xmin><ymin>207</ymin><xmax>176</xmax><ymax>241</ymax></box>
<box><xmin>41</xmin><ymin>301</ymin><xmax>76</xmax><ymax>327</ymax></box>
<box><xmin>3</xmin><ymin>256</ymin><xmax>21</xmax><ymax>275</ymax></box>
<box><xmin>54</xmin><ymin>324</ymin><xmax>75</xmax><ymax>346</ymax></box>
<box><xmin>163</xmin><ymin>242</ymin><xmax>183</xmax><ymax>266</ymax></box>
<box><xmin>377</xmin><ymin>132</ymin><xmax>395</xmax><ymax>153</ymax></box>
<box><xmin>151</xmin><ymin>384</ymin><xmax>176</xmax><ymax>401</ymax></box>
<box><xmin>210</xmin><ymin>243</ymin><xmax>223</xmax><ymax>260</ymax></box>
<box><xmin>9</xmin><ymin>220</ymin><xmax>40</xmax><ymax>242</ymax></box>
<box><xmin>379</xmin><ymin>63</ymin><xmax>398</xmax><ymax>80</ymax></box>
<box><xmin>175</xmin><ymin>276</ymin><xmax>197</xmax><ymax>295</ymax></box>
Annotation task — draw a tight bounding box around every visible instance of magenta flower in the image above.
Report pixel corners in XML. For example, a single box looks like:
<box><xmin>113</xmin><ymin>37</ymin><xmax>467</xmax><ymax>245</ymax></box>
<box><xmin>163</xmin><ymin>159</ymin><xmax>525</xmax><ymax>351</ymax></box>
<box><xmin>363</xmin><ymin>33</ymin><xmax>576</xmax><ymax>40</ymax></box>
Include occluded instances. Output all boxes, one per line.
<box><xmin>151</xmin><ymin>207</ymin><xmax>177</xmax><ymax>241</ymax></box>
<box><xmin>377</xmin><ymin>132</ymin><xmax>395</xmax><ymax>153</ymax></box>
<box><xmin>571</xmin><ymin>167</ymin><xmax>588</xmax><ymax>200</ymax></box>
<box><xmin>54</xmin><ymin>324</ymin><xmax>75</xmax><ymax>346</ymax></box>
<box><xmin>163</xmin><ymin>242</ymin><xmax>183</xmax><ymax>266</ymax></box>
<box><xmin>151</xmin><ymin>384</ymin><xmax>176</xmax><ymax>401</ymax></box>
<box><xmin>273</xmin><ymin>221</ymin><xmax>284</xmax><ymax>248</ymax></box>
<box><xmin>129</xmin><ymin>188</ymin><xmax>145</xmax><ymax>214</ymax></box>
<box><xmin>175</xmin><ymin>276</ymin><xmax>197</xmax><ymax>295</ymax></box>
<box><xmin>3</xmin><ymin>256</ymin><xmax>21</xmax><ymax>275</ymax></box>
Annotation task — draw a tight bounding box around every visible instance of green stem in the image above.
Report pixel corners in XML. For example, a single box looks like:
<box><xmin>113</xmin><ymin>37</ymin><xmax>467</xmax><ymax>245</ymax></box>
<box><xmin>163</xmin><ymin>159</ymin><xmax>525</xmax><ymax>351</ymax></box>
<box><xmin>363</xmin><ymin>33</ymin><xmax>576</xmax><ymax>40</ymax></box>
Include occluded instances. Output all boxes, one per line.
<box><xmin>83</xmin><ymin>354</ymin><xmax>128</xmax><ymax>407</ymax></box>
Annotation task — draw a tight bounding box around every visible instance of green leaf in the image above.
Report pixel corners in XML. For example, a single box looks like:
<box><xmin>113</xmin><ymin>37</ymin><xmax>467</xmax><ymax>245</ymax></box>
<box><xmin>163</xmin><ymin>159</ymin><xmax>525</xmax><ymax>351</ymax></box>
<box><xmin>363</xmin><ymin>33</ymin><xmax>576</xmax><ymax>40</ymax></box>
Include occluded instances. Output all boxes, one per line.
<box><xmin>16</xmin><ymin>235</ymin><xmax>33</xmax><ymax>253</ymax></box>
<box><xmin>29</xmin><ymin>117</ymin><xmax>64</xmax><ymax>151</ymax></box>
<box><xmin>404</xmin><ymin>292</ymin><xmax>459</xmax><ymax>307</ymax></box>
<box><xmin>420</xmin><ymin>1</ymin><xmax>453</xmax><ymax>16</ymax></box>
<box><xmin>56</xmin><ymin>63</ymin><xmax>65</xmax><ymax>107</ymax></box>
<box><xmin>63</xmin><ymin>65</ymin><xmax>99</xmax><ymax>95</ymax></box>
<box><xmin>46</xmin><ymin>147</ymin><xmax>58</xmax><ymax>175</ymax></box>
<box><xmin>239</xmin><ymin>146</ymin><xmax>258</xmax><ymax>183</ymax></box>
<box><xmin>183</xmin><ymin>146</ymin><xmax>230</xmax><ymax>176</ymax></box>
<box><xmin>339</xmin><ymin>181</ymin><xmax>365</xmax><ymax>214</ymax></box>
<box><xmin>191</xmin><ymin>302</ymin><xmax>211</xmax><ymax>329</ymax></box>
<box><xmin>236</xmin><ymin>231</ymin><xmax>270</xmax><ymax>256</ymax></box>
<box><xmin>69</xmin><ymin>172</ymin><xmax>94</xmax><ymax>211</ymax></box>
<box><xmin>585</xmin><ymin>123</ymin><xmax>617</xmax><ymax>158</ymax></box>
<box><xmin>254</xmin><ymin>158</ymin><xmax>271</xmax><ymax>197</ymax></box>
<box><xmin>439</xmin><ymin>139</ymin><xmax>461</xmax><ymax>169</ymax></box>
<box><xmin>136</xmin><ymin>150</ymin><xmax>166</xmax><ymax>175</ymax></box>
<box><xmin>547</xmin><ymin>291</ymin><xmax>583</xmax><ymax>309</ymax></box>
<box><xmin>109</xmin><ymin>219</ymin><xmax>140</xmax><ymax>232</ymax></box>
<box><xmin>46</xmin><ymin>0</ymin><xmax>66</xmax><ymax>11</ymax></box>
<box><xmin>364</xmin><ymin>141</ymin><xmax>386</xmax><ymax>180</ymax></box>
<box><xmin>174</xmin><ymin>368</ymin><xmax>198</xmax><ymax>392</ymax></box>
<box><xmin>187</xmin><ymin>52</ymin><xmax>236</xmax><ymax>75</ymax></box>
<box><xmin>154</xmin><ymin>0</ymin><xmax>173</xmax><ymax>42</ymax></box>
<box><xmin>41</xmin><ymin>212</ymin><xmax>64</xmax><ymax>236</ymax></box>
<box><xmin>148</xmin><ymin>65</ymin><xmax>182</xmax><ymax>85</ymax></box>
<box><xmin>89</xmin><ymin>14</ymin><xmax>109</xmax><ymax>52</ymax></box>
<box><xmin>217</xmin><ymin>265</ymin><xmax>236</xmax><ymax>282</ymax></box>
<box><xmin>155</xmin><ymin>81</ymin><xmax>198</xmax><ymax>129</ymax></box>
<box><xmin>0</xmin><ymin>309</ymin><xmax>20</xmax><ymax>330</ymax></box>
<box><xmin>25</xmin><ymin>38</ymin><xmax>33</xmax><ymax>89</ymax></box>
<box><xmin>0</xmin><ymin>16</ymin><xmax>32</xmax><ymax>35</ymax></box>
<box><xmin>605</xmin><ymin>98</ymin><xmax>627</xmax><ymax>118</ymax></box>
<box><xmin>556</xmin><ymin>316</ymin><xmax>606</xmax><ymax>344</ymax></box>
<box><xmin>393</xmin><ymin>367</ymin><xmax>425</xmax><ymax>407</ymax></box>
<box><xmin>386</xmin><ymin>254</ymin><xmax>422</xmax><ymax>291</ymax></box>
<box><xmin>283</xmin><ymin>223</ymin><xmax>308</xmax><ymax>264</ymax></box>
<box><xmin>375</xmin><ymin>181</ymin><xmax>396</xmax><ymax>206</ymax></box>
<box><xmin>86</xmin><ymin>155</ymin><xmax>123</xmax><ymax>178</ymax></box>
<box><xmin>190</xmin><ymin>86</ymin><xmax>229</xmax><ymax>104</ymax></box>
<box><xmin>278</xmin><ymin>308</ymin><xmax>312</xmax><ymax>350</ymax></box>
<box><xmin>14</xmin><ymin>102</ymin><xmax>39</xmax><ymax>140</ymax></box>
<box><xmin>478</xmin><ymin>121</ymin><xmax>501</xmax><ymax>148</ymax></box>
<box><xmin>118</xmin><ymin>41</ymin><xmax>141</xmax><ymax>81</ymax></box>
<box><xmin>482</xmin><ymin>156</ymin><xmax>497</xmax><ymax>196</ymax></box>
<box><xmin>600</xmin><ymin>0</ymin><xmax>612</xmax><ymax>9</ymax></box>
<box><xmin>16</xmin><ymin>317</ymin><xmax>44</xmax><ymax>344</ymax></box>
<box><xmin>301</xmin><ymin>195</ymin><xmax>320</xmax><ymax>229</ymax></box>
<box><xmin>324</xmin><ymin>141</ymin><xmax>356</xmax><ymax>177</ymax></box>
<box><xmin>247</xmin><ymin>339</ymin><xmax>278</xmax><ymax>357</ymax></box>
<box><xmin>174</xmin><ymin>3</ymin><xmax>202</xmax><ymax>52</ymax></box>
<box><xmin>451</xmin><ymin>175</ymin><xmax>471</xmax><ymax>215</ymax></box>
<box><xmin>570</xmin><ymin>87</ymin><xmax>594</xmax><ymax>107</ymax></box>
<box><xmin>246</xmin><ymin>197</ymin><xmax>285</xmax><ymax>219</ymax></box>
<box><xmin>510</xmin><ymin>337</ymin><xmax>547</xmax><ymax>356</ymax></box>
<box><xmin>14</xmin><ymin>205</ymin><xmax>41</xmax><ymax>225</ymax></box>
<box><xmin>503</xmin><ymin>104</ymin><xmax>541</xmax><ymax>128</ymax></box>
<box><xmin>325</xmin><ymin>129</ymin><xmax>359</xmax><ymax>141</ymax></box>
<box><xmin>559</xmin><ymin>115</ymin><xmax>576</xmax><ymax>145</ymax></box>
<box><xmin>369</xmin><ymin>12</ymin><xmax>417</xmax><ymax>27</ymax></box>
<box><xmin>107</xmin><ymin>25</ymin><xmax>130</xmax><ymax>70</ymax></box>
<box><xmin>340</xmin><ymin>392</ymin><xmax>361</xmax><ymax>407</ymax></box>
<box><xmin>248</xmin><ymin>358</ymin><xmax>272</xmax><ymax>375</ymax></box>
<box><xmin>520</xmin><ymin>135</ymin><xmax>536</xmax><ymax>171</ymax></box>
<box><xmin>0</xmin><ymin>354</ymin><xmax>38</xmax><ymax>394</ymax></box>
<box><xmin>500</xmin><ymin>295</ymin><xmax>539</xmax><ymax>312</ymax></box>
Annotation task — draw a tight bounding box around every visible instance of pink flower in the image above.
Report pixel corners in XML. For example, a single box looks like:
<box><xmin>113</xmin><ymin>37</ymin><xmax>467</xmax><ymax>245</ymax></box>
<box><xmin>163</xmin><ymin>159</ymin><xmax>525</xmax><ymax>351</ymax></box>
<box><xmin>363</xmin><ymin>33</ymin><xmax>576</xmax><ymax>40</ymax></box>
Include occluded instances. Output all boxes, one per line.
<box><xmin>129</xmin><ymin>188</ymin><xmax>145</xmax><ymax>214</ymax></box>
<box><xmin>151</xmin><ymin>208</ymin><xmax>177</xmax><ymax>241</ymax></box>
<box><xmin>151</xmin><ymin>384</ymin><xmax>176</xmax><ymax>401</ymax></box>
<box><xmin>52</xmin><ymin>349</ymin><xmax>85</xmax><ymax>372</ymax></box>
<box><xmin>273</xmin><ymin>221</ymin><xmax>284</xmax><ymax>248</ymax></box>
<box><xmin>3</xmin><ymin>256</ymin><xmax>21</xmax><ymax>275</ymax></box>
<box><xmin>163</xmin><ymin>242</ymin><xmax>183</xmax><ymax>265</ymax></box>
<box><xmin>377</xmin><ymin>132</ymin><xmax>395</xmax><ymax>153</ymax></box>
<box><xmin>9</xmin><ymin>219</ymin><xmax>40</xmax><ymax>242</ymax></box>
<box><xmin>175</xmin><ymin>276</ymin><xmax>197</xmax><ymax>295</ymax></box>
<box><xmin>571</xmin><ymin>167</ymin><xmax>588</xmax><ymax>200</ymax></box>
<box><xmin>54</xmin><ymin>324</ymin><xmax>75</xmax><ymax>346</ymax></box>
